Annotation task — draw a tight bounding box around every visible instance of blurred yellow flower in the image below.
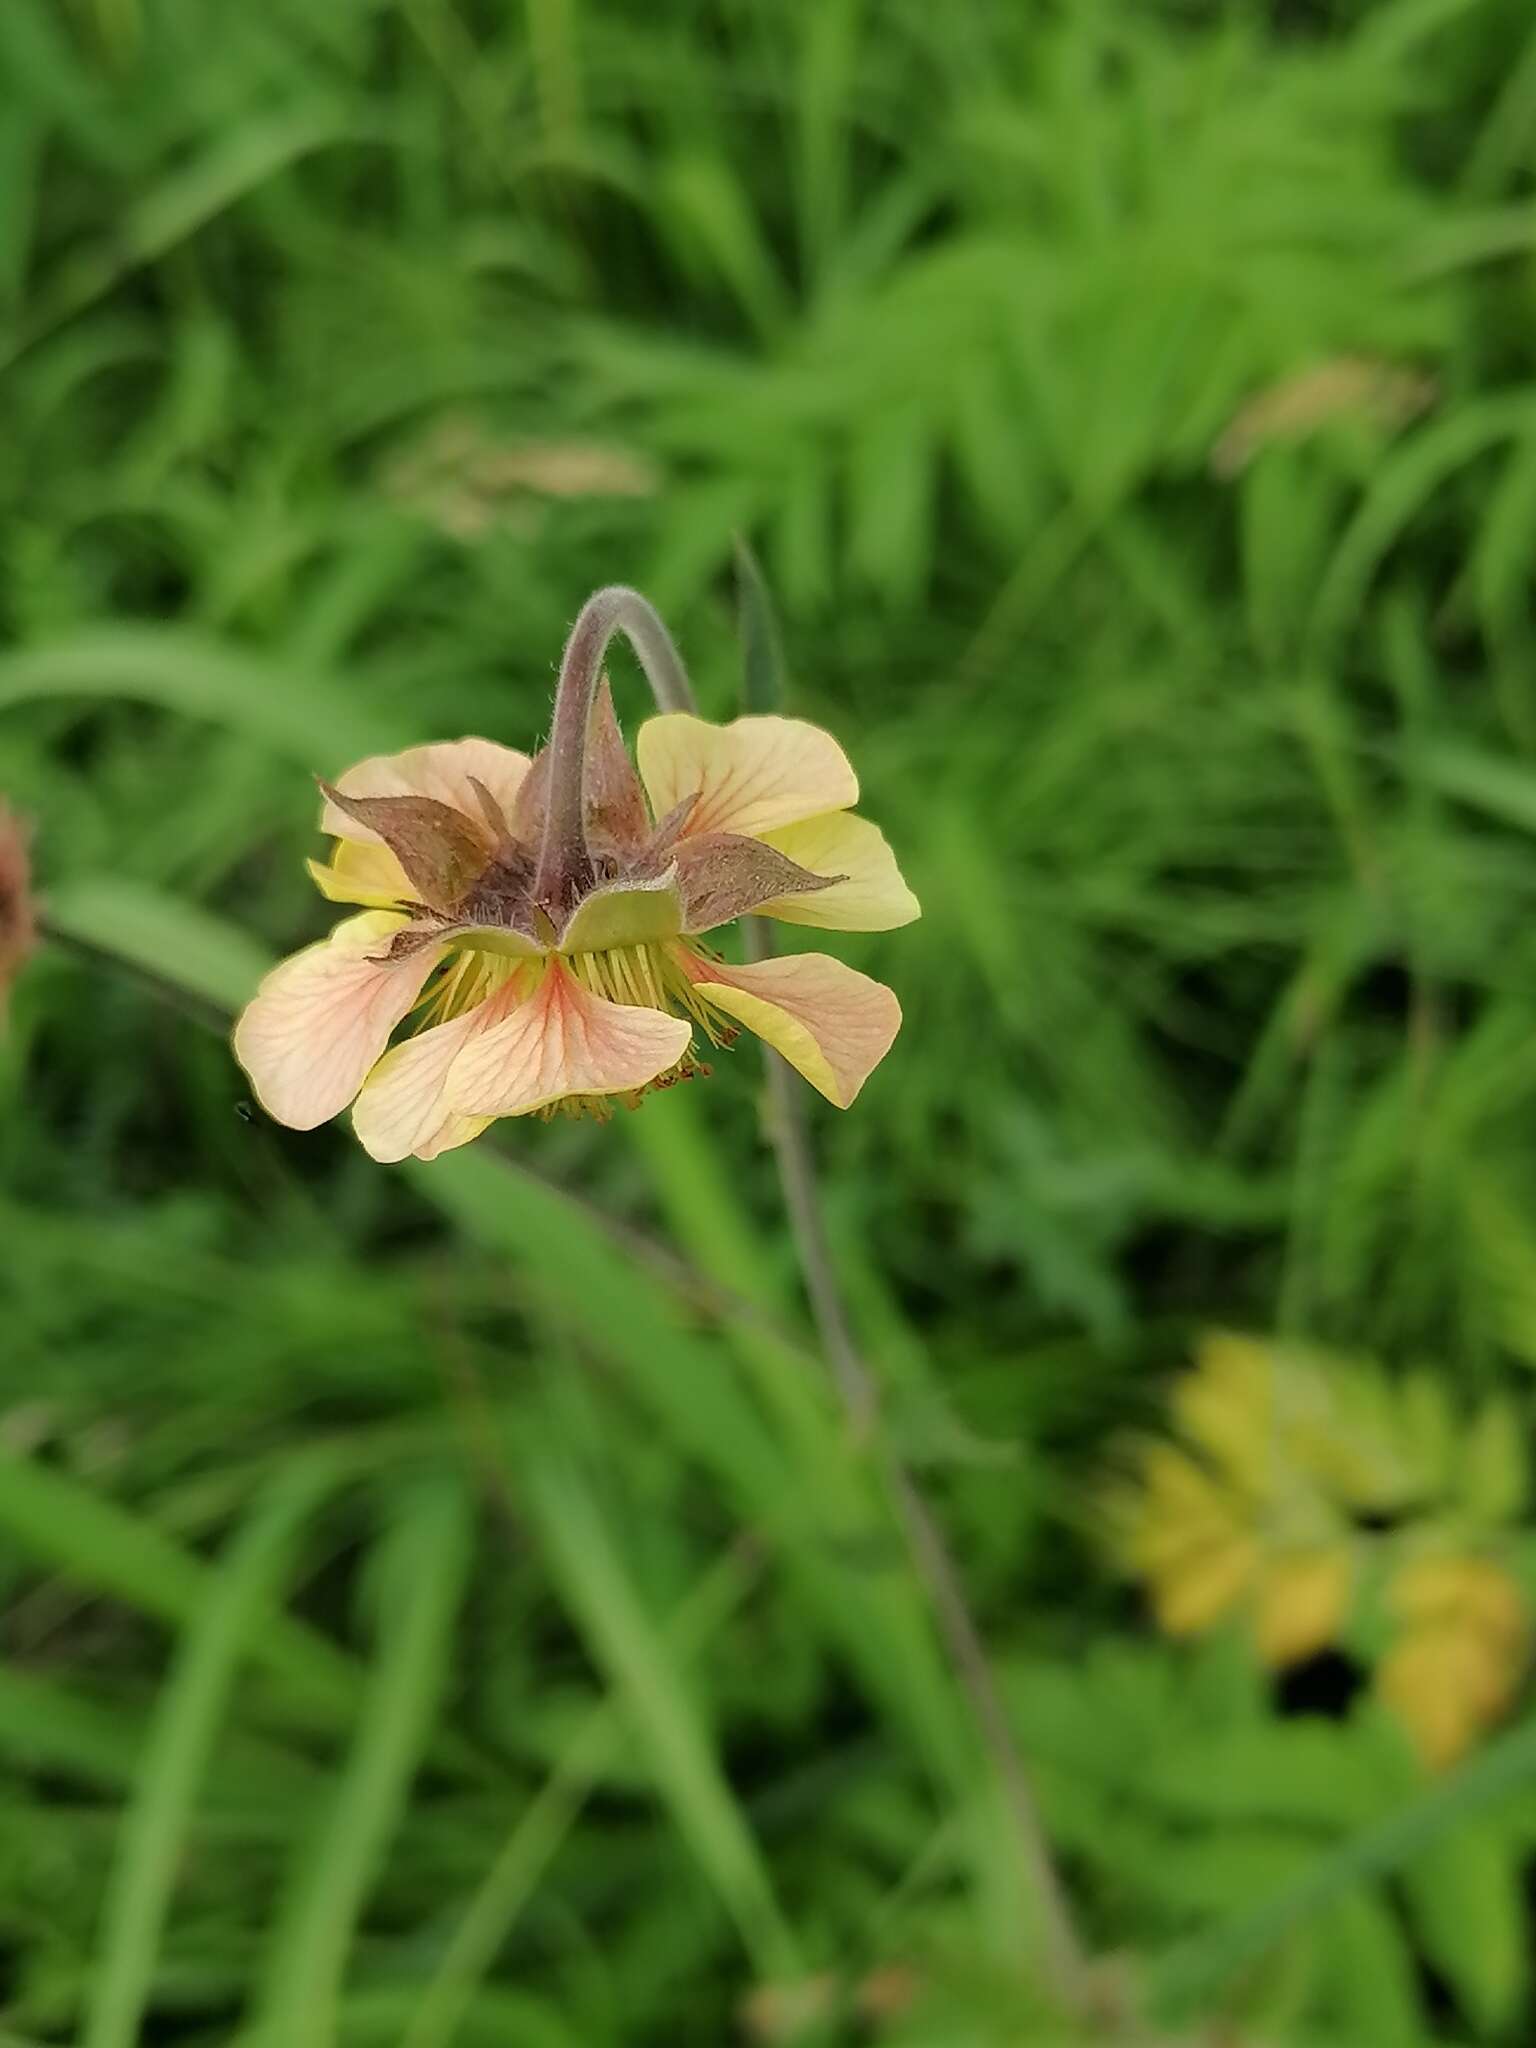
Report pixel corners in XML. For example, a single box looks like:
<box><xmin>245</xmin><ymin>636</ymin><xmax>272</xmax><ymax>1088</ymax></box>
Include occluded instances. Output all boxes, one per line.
<box><xmin>1105</xmin><ymin>1332</ymin><xmax>1532</xmax><ymax>1766</ymax></box>
<box><xmin>1111</xmin><ymin>1434</ymin><xmax>1351</xmax><ymax>1669</ymax></box>
<box><xmin>1106</xmin><ymin>1335</ymin><xmax>1358</xmax><ymax>1670</ymax></box>
<box><xmin>235</xmin><ymin>680</ymin><xmax>917</xmax><ymax>1156</ymax></box>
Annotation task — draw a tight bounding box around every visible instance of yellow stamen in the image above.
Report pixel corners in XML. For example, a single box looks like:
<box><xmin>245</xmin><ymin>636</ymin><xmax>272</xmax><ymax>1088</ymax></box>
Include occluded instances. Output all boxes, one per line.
<box><xmin>561</xmin><ymin>940</ymin><xmax>733</xmax><ymax>1046</ymax></box>
<box><xmin>412</xmin><ymin>947</ymin><xmax>525</xmax><ymax>1032</ymax></box>
<box><xmin>412</xmin><ymin>935</ymin><xmax>735</xmax><ymax>1121</ymax></box>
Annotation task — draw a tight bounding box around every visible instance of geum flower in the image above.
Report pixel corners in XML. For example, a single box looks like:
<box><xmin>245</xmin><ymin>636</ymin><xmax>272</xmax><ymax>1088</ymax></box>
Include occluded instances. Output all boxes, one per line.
<box><xmin>235</xmin><ymin>652</ymin><xmax>917</xmax><ymax>1161</ymax></box>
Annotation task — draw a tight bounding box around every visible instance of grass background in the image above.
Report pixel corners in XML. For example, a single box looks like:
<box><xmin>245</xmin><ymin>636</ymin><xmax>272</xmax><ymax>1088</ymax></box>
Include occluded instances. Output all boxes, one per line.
<box><xmin>8</xmin><ymin>0</ymin><xmax>1536</xmax><ymax>2040</ymax></box>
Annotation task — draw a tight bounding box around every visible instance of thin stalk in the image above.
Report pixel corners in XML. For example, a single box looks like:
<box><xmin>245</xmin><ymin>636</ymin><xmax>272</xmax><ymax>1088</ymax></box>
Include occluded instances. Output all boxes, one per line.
<box><xmin>743</xmin><ymin>913</ymin><xmax>1091</xmax><ymax>2013</ymax></box>
<box><xmin>532</xmin><ymin>586</ymin><xmax>696</xmax><ymax>912</ymax></box>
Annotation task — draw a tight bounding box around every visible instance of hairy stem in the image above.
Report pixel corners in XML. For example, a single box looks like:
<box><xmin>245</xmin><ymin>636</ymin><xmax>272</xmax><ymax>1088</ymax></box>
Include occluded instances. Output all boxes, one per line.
<box><xmin>743</xmin><ymin>914</ymin><xmax>1090</xmax><ymax>2011</ymax></box>
<box><xmin>532</xmin><ymin>586</ymin><xmax>697</xmax><ymax>914</ymax></box>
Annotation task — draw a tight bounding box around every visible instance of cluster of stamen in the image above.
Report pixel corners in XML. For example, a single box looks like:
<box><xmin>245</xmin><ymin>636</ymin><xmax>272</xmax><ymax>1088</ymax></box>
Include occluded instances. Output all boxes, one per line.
<box><xmin>411</xmin><ymin>935</ymin><xmax>740</xmax><ymax>1122</ymax></box>
<box><xmin>560</xmin><ymin>940</ymin><xmax>733</xmax><ymax>1043</ymax></box>
<box><xmin>411</xmin><ymin>946</ymin><xmax>524</xmax><ymax>1032</ymax></box>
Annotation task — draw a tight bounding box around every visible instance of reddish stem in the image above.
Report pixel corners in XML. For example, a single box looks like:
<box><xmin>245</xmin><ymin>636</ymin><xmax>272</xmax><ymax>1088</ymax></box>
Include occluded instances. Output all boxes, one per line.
<box><xmin>532</xmin><ymin>587</ymin><xmax>695</xmax><ymax>916</ymax></box>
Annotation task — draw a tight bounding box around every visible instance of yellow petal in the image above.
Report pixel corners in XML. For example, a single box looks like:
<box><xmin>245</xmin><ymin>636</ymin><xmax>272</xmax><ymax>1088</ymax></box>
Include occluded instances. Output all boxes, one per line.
<box><xmin>319</xmin><ymin>738</ymin><xmax>532</xmax><ymax>843</ymax></box>
<box><xmin>233</xmin><ymin>912</ymin><xmax>442</xmax><ymax>1130</ymax></box>
<box><xmin>1389</xmin><ymin>1556</ymin><xmax>1528</xmax><ymax>1646</ymax></box>
<box><xmin>307</xmin><ymin>839</ymin><xmax>412</xmax><ymax>908</ymax></box>
<box><xmin>636</xmin><ymin>715</ymin><xmax>858</xmax><ymax>839</ymax></box>
<box><xmin>413</xmin><ymin>1111</ymin><xmax>494</xmax><ymax>1160</ymax></box>
<box><xmin>1378</xmin><ymin>1556</ymin><xmax>1529</xmax><ymax>1769</ymax></box>
<box><xmin>1130</xmin><ymin>1446</ymin><xmax>1245</xmax><ymax>1568</ymax></box>
<box><xmin>1254</xmin><ymin>1548</ymin><xmax>1353</xmax><ymax>1668</ymax></box>
<box><xmin>1150</xmin><ymin>1534</ymin><xmax>1257</xmax><ymax>1637</ymax></box>
<box><xmin>1377</xmin><ymin>1626</ymin><xmax>1516</xmax><ymax>1771</ymax></box>
<box><xmin>1171</xmin><ymin>1352</ymin><xmax>1276</xmax><ymax>1498</ymax></box>
<box><xmin>756</xmin><ymin>812</ymin><xmax>920</xmax><ymax>931</ymax></box>
<box><xmin>688</xmin><ymin>951</ymin><xmax>900</xmax><ymax>1107</ymax></box>
<box><xmin>1141</xmin><ymin>1441</ymin><xmax>1235</xmax><ymax>1522</ymax></box>
<box><xmin>446</xmin><ymin>961</ymin><xmax>692</xmax><ymax>1117</ymax></box>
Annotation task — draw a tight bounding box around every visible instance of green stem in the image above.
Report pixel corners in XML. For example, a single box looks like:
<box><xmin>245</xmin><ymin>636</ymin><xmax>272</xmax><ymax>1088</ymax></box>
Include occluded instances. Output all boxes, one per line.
<box><xmin>742</xmin><ymin>917</ymin><xmax>1091</xmax><ymax>2012</ymax></box>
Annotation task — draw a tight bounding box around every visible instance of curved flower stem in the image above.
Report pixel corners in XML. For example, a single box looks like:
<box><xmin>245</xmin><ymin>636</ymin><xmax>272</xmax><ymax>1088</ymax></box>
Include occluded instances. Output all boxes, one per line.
<box><xmin>742</xmin><ymin>918</ymin><xmax>1090</xmax><ymax>2013</ymax></box>
<box><xmin>532</xmin><ymin>586</ymin><xmax>697</xmax><ymax>913</ymax></box>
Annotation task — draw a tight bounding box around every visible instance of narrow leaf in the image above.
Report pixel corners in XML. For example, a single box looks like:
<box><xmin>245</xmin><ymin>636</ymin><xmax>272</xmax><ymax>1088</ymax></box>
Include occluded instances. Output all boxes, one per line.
<box><xmin>83</xmin><ymin>1455</ymin><xmax>342</xmax><ymax>2048</ymax></box>
<box><xmin>734</xmin><ymin>536</ymin><xmax>786</xmax><ymax>713</ymax></box>
<box><xmin>247</xmin><ymin>1474</ymin><xmax>473</xmax><ymax>2048</ymax></box>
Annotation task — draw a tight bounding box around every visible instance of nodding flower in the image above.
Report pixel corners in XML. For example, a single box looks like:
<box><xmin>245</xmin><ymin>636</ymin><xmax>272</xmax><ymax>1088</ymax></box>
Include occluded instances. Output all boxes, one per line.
<box><xmin>234</xmin><ymin>588</ymin><xmax>918</xmax><ymax>1160</ymax></box>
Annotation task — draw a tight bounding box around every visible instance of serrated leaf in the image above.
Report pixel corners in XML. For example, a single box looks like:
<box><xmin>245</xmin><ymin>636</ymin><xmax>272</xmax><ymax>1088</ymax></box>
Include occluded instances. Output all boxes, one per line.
<box><xmin>1139</xmin><ymin>1719</ymin><xmax>1380</xmax><ymax>1830</ymax></box>
<box><xmin>1149</xmin><ymin>1826</ymin><xmax>1318</xmax><ymax>1914</ymax></box>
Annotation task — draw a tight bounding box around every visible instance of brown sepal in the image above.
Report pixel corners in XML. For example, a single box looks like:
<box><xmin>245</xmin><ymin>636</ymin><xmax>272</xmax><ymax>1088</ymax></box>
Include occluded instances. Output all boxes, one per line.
<box><xmin>511</xmin><ymin>745</ymin><xmax>551</xmax><ymax>846</ymax></box>
<box><xmin>674</xmin><ymin>831</ymin><xmax>839</xmax><ymax>934</ymax></box>
<box><xmin>465</xmin><ymin>774</ymin><xmax>512</xmax><ymax>839</ymax></box>
<box><xmin>646</xmin><ymin>793</ymin><xmax>700</xmax><ymax>860</ymax></box>
<box><xmin>318</xmin><ymin>783</ymin><xmax>493</xmax><ymax>912</ymax></box>
<box><xmin>454</xmin><ymin>842</ymin><xmax>543</xmax><ymax>943</ymax></box>
<box><xmin>583</xmin><ymin>676</ymin><xmax>652</xmax><ymax>856</ymax></box>
<box><xmin>371</xmin><ymin>919</ymin><xmax>449</xmax><ymax>962</ymax></box>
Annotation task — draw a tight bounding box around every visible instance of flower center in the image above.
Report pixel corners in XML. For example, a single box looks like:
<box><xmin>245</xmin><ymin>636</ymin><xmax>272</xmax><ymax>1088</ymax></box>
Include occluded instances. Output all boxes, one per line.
<box><xmin>560</xmin><ymin>941</ymin><xmax>727</xmax><ymax>1041</ymax></box>
<box><xmin>411</xmin><ymin>937</ymin><xmax>737</xmax><ymax>1121</ymax></box>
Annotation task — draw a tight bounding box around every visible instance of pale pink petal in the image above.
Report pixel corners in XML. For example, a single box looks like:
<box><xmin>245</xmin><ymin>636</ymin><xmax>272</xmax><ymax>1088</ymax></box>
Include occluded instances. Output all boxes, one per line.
<box><xmin>233</xmin><ymin>912</ymin><xmax>444</xmax><ymax>1130</ymax></box>
<box><xmin>755</xmin><ymin>812</ymin><xmax>920</xmax><ymax>932</ymax></box>
<box><xmin>307</xmin><ymin>840</ymin><xmax>412</xmax><ymax>908</ymax></box>
<box><xmin>351</xmin><ymin>975</ymin><xmax>525</xmax><ymax>1163</ymax></box>
<box><xmin>636</xmin><ymin>715</ymin><xmax>859</xmax><ymax>839</ymax></box>
<box><xmin>686</xmin><ymin>951</ymin><xmax>900</xmax><ymax>1107</ymax></box>
<box><xmin>447</xmin><ymin>960</ymin><xmax>692</xmax><ymax>1117</ymax></box>
<box><xmin>319</xmin><ymin>739</ymin><xmax>532</xmax><ymax>843</ymax></box>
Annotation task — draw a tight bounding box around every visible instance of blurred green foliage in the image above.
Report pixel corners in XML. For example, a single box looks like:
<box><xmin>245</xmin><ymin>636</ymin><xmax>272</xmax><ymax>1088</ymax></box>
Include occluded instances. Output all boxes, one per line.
<box><xmin>9</xmin><ymin>0</ymin><xmax>1536</xmax><ymax>2041</ymax></box>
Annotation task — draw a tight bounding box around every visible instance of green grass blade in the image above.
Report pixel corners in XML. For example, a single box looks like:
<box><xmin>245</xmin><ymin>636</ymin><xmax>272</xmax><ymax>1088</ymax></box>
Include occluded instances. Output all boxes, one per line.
<box><xmin>0</xmin><ymin>1447</ymin><xmax>359</xmax><ymax>1720</ymax></box>
<box><xmin>521</xmin><ymin>1452</ymin><xmax>798</xmax><ymax>1982</ymax></box>
<box><xmin>37</xmin><ymin>881</ymin><xmax>986</xmax><ymax>1909</ymax></box>
<box><xmin>82</xmin><ymin>1452</ymin><xmax>344</xmax><ymax>2048</ymax></box>
<box><xmin>401</xmin><ymin>1543</ymin><xmax>757</xmax><ymax>2048</ymax></box>
<box><xmin>1310</xmin><ymin>395</ymin><xmax>1536</xmax><ymax>649</ymax></box>
<box><xmin>733</xmin><ymin>535</ymin><xmax>787</xmax><ymax>715</ymax></box>
<box><xmin>0</xmin><ymin>1668</ymin><xmax>147</xmax><ymax>1787</ymax></box>
<box><xmin>247</xmin><ymin>1472</ymin><xmax>473</xmax><ymax>2048</ymax></box>
<box><xmin>44</xmin><ymin>879</ymin><xmax>272</xmax><ymax>1013</ymax></box>
<box><xmin>0</xmin><ymin>626</ymin><xmax>414</xmax><ymax>762</ymax></box>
